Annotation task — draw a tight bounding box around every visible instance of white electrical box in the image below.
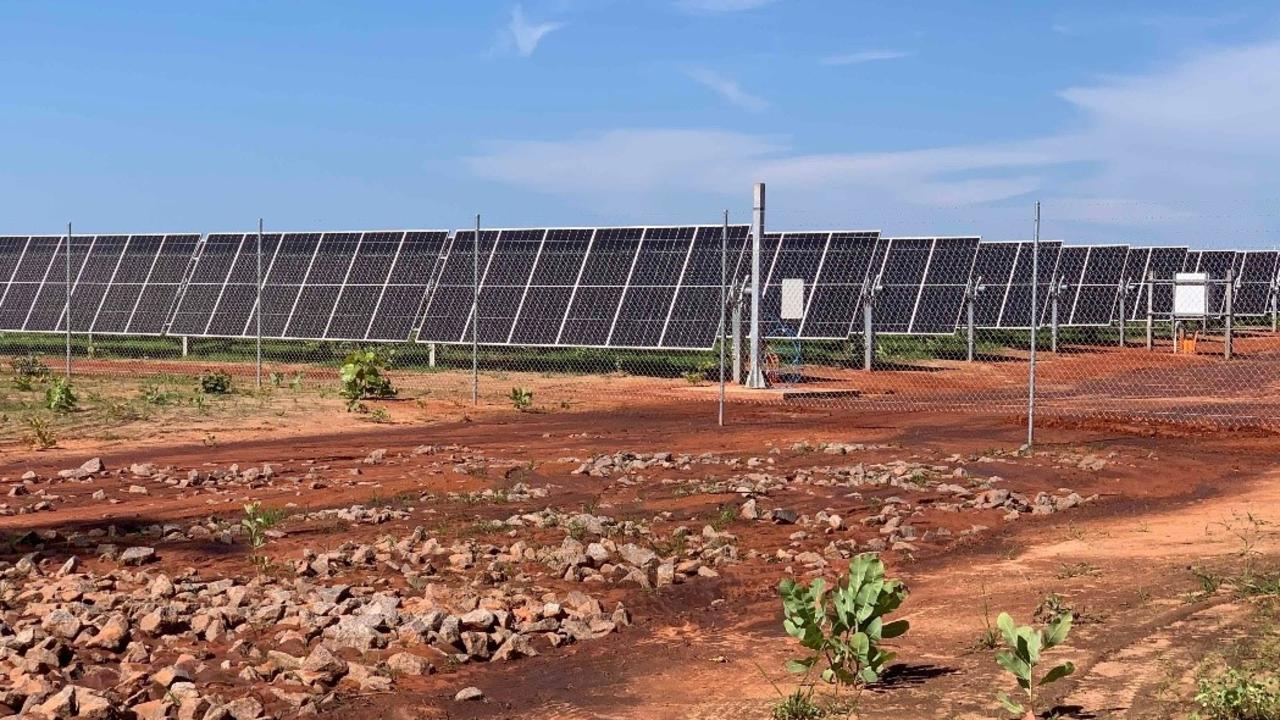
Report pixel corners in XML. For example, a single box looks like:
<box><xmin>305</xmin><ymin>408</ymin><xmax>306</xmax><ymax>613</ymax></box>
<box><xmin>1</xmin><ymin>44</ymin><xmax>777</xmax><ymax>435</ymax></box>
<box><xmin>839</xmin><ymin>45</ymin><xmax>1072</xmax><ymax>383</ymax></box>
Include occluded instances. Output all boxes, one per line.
<box><xmin>780</xmin><ymin>278</ymin><xmax>805</xmax><ymax>320</ymax></box>
<box><xmin>1173</xmin><ymin>273</ymin><xmax>1208</xmax><ymax>316</ymax></box>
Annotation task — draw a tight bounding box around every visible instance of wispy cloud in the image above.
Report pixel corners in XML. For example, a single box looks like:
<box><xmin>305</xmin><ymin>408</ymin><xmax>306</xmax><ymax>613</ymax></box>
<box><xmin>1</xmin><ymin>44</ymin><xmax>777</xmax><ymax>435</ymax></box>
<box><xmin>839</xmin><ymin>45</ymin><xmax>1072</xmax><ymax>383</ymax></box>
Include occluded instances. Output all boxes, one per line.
<box><xmin>505</xmin><ymin>4</ymin><xmax>564</xmax><ymax>58</ymax></box>
<box><xmin>675</xmin><ymin>0</ymin><xmax>781</xmax><ymax>13</ymax></box>
<box><xmin>467</xmin><ymin>39</ymin><xmax>1280</xmax><ymax>241</ymax></box>
<box><xmin>687</xmin><ymin>68</ymin><xmax>769</xmax><ymax>111</ymax></box>
<box><xmin>821</xmin><ymin>50</ymin><xmax>911</xmax><ymax>66</ymax></box>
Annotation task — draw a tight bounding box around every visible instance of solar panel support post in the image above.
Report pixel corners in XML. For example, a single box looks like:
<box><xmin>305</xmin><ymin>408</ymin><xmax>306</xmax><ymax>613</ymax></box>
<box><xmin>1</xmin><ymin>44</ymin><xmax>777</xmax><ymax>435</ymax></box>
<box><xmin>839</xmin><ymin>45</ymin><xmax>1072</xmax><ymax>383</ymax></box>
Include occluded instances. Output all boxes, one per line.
<box><xmin>732</xmin><ymin>295</ymin><xmax>742</xmax><ymax>384</ymax></box>
<box><xmin>1027</xmin><ymin>202</ymin><xmax>1039</xmax><ymax>451</ymax></box>
<box><xmin>255</xmin><ymin>218</ymin><xmax>263</xmax><ymax>391</ymax></box>
<box><xmin>1152</xmin><ymin>269</ymin><xmax>1162</xmax><ymax>351</ymax></box>
<box><xmin>1117</xmin><ymin>282</ymin><xmax>1127</xmax><ymax>348</ymax></box>
<box><xmin>472</xmin><ymin>214</ymin><xmax>479</xmax><ymax>406</ymax></box>
<box><xmin>719</xmin><ymin>210</ymin><xmax>728</xmax><ymax>427</ymax></box>
<box><xmin>1224</xmin><ymin>270</ymin><xmax>1234</xmax><ymax>360</ymax></box>
<box><xmin>1271</xmin><ymin>275</ymin><xmax>1279</xmax><ymax>333</ymax></box>
<box><xmin>745</xmin><ymin>183</ymin><xmax>768</xmax><ymax>389</ymax></box>
<box><xmin>64</xmin><ymin>222</ymin><xmax>72</xmax><ymax>379</ymax></box>
<box><xmin>964</xmin><ymin>277</ymin><xmax>980</xmax><ymax>362</ymax></box>
<box><xmin>181</xmin><ymin>336</ymin><xmax>188</xmax><ymax>358</ymax></box>
<box><xmin>861</xmin><ymin>278</ymin><xmax>876</xmax><ymax>372</ymax></box>
<box><xmin>428</xmin><ymin>343</ymin><xmax>436</xmax><ymax>368</ymax></box>
<box><xmin>1049</xmin><ymin>280</ymin><xmax>1059</xmax><ymax>354</ymax></box>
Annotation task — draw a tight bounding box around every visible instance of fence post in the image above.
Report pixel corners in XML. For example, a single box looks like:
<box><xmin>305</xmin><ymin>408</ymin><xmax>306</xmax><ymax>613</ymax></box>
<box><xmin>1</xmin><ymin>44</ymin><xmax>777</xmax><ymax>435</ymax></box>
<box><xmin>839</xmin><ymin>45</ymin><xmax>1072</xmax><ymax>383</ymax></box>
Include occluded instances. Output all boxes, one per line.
<box><xmin>719</xmin><ymin>210</ymin><xmax>727</xmax><ymax>427</ymax></box>
<box><xmin>472</xmin><ymin>214</ymin><xmax>479</xmax><ymax>406</ymax></box>
<box><xmin>64</xmin><ymin>222</ymin><xmax>72</xmax><ymax>379</ymax></box>
<box><xmin>1117</xmin><ymin>282</ymin><xmax>1127</xmax><ymax>348</ymax></box>
<box><xmin>256</xmin><ymin>218</ymin><xmax>263</xmax><ymax>391</ymax></box>
<box><xmin>1027</xmin><ymin>202</ymin><xmax>1039</xmax><ymax>450</ymax></box>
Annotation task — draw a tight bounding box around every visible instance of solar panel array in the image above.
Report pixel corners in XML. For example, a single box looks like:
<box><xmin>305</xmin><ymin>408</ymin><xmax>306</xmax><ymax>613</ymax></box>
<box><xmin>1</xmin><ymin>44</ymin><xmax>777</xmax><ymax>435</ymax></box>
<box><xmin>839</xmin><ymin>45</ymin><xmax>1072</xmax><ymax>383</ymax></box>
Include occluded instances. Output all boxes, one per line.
<box><xmin>759</xmin><ymin>230</ymin><xmax>881</xmax><ymax>339</ymax></box>
<box><xmin>0</xmin><ymin>234</ymin><xmax>200</xmax><ymax>335</ymax></box>
<box><xmin>2</xmin><ymin>228</ymin><xmax>1277</xmax><ymax>348</ymax></box>
<box><xmin>419</xmin><ymin>225</ymin><xmax>751</xmax><ymax>350</ymax></box>
<box><xmin>169</xmin><ymin>230</ymin><xmax>448</xmax><ymax>341</ymax></box>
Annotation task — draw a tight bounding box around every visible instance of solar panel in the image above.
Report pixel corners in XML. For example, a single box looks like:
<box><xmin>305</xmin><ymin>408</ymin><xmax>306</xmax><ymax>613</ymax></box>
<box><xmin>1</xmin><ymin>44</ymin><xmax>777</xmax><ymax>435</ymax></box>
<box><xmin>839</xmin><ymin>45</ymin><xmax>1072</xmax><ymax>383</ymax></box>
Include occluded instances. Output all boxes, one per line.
<box><xmin>968</xmin><ymin>241</ymin><xmax>1063</xmax><ymax>329</ymax></box>
<box><xmin>1119</xmin><ymin>246</ymin><xmax>1187</xmax><ymax>321</ymax></box>
<box><xmin>758</xmin><ymin>230</ymin><xmax>880</xmax><ymax>339</ymax></box>
<box><xmin>1001</xmin><ymin>240</ymin><xmax>1062</xmax><ymax>329</ymax></box>
<box><xmin>1059</xmin><ymin>245</ymin><xmax>1129</xmax><ymax>326</ymax></box>
<box><xmin>417</xmin><ymin>225</ymin><xmax>750</xmax><ymax>350</ymax></box>
<box><xmin>169</xmin><ymin>230</ymin><xmax>448</xmax><ymax>341</ymax></box>
<box><xmin>1232</xmin><ymin>251</ymin><xmax>1279</xmax><ymax>316</ymax></box>
<box><xmin>868</xmin><ymin>237</ymin><xmax>980</xmax><ymax>334</ymax></box>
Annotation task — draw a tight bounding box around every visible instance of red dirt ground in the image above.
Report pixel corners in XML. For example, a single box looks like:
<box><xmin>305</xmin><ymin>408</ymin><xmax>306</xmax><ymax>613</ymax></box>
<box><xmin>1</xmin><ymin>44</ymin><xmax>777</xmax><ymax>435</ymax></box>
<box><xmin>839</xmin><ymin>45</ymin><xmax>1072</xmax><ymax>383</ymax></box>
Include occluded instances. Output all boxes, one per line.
<box><xmin>3</xmin><ymin>347</ymin><xmax>1280</xmax><ymax>719</ymax></box>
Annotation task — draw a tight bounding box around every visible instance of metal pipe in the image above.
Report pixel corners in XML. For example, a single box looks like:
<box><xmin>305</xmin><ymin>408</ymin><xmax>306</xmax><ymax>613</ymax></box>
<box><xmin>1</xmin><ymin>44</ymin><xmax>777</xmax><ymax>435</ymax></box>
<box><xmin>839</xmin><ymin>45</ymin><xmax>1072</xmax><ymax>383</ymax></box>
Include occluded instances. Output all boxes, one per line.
<box><xmin>1027</xmin><ymin>202</ymin><xmax>1039</xmax><ymax>450</ymax></box>
<box><xmin>1225</xmin><ymin>270</ymin><xmax>1234</xmax><ymax>360</ymax></box>
<box><xmin>863</xmin><ymin>285</ymin><xmax>874</xmax><ymax>372</ymax></box>
<box><xmin>1152</xmin><ymin>269</ymin><xmax>1162</xmax><ymax>351</ymax></box>
<box><xmin>1050</xmin><ymin>282</ymin><xmax>1058</xmax><ymax>353</ymax></box>
<box><xmin>1117</xmin><ymin>282</ymin><xmax>1127</xmax><ymax>348</ymax></box>
<box><xmin>965</xmin><ymin>281</ymin><xmax>976</xmax><ymax>362</ymax></box>
<box><xmin>746</xmin><ymin>183</ymin><xmax>767</xmax><ymax>389</ymax></box>
<box><xmin>719</xmin><ymin>210</ymin><xmax>727</xmax><ymax>427</ymax></box>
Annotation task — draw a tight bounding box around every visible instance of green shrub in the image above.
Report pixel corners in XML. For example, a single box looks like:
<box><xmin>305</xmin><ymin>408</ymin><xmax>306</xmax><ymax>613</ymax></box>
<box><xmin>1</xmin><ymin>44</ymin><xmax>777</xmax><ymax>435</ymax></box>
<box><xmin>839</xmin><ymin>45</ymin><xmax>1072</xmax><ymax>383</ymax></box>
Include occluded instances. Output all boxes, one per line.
<box><xmin>44</xmin><ymin>377</ymin><xmax>77</xmax><ymax>412</ymax></box>
<box><xmin>509</xmin><ymin>386</ymin><xmax>533</xmax><ymax>410</ymax></box>
<box><xmin>199</xmin><ymin>369</ymin><xmax>232</xmax><ymax>395</ymax></box>
<box><xmin>241</xmin><ymin>502</ymin><xmax>285</xmax><ymax>549</ymax></box>
<box><xmin>10</xmin><ymin>354</ymin><xmax>50</xmax><ymax>390</ymax></box>
<box><xmin>339</xmin><ymin>349</ymin><xmax>396</xmax><ymax>411</ymax></box>
<box><xmin>779</xmin><ymin>553</ymin><xmax>910</xmax><ymax>687</ymax></box>
<box><xmin>1193</xmin><ymin>668</ymin><xmax>1280</xmax><ymax>720</ymax></box>
<box><xmin>994</xmin><ymin>611</ymin><xmax>1075</xmax><ymax>718</ymax></box>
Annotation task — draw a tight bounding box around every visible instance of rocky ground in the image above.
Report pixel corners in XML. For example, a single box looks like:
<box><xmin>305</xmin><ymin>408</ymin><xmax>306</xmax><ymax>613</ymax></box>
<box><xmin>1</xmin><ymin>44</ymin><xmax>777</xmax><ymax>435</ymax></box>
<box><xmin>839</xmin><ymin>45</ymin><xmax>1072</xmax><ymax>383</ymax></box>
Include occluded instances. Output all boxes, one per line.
<box><xmin>0</xmin><ymin>426</ymin><xmax>1133</xmax><ymax>720</ymax></box>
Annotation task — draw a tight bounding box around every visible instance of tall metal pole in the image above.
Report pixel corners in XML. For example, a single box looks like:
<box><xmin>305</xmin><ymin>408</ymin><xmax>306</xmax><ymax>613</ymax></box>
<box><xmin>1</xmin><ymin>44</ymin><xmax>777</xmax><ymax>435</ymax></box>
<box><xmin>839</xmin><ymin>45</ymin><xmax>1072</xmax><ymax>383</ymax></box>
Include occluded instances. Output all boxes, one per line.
<box><xmin>64</xmin><ymin>222</ymin><xmax>72</xmax><ymax>379</ymax></box>
<box><xmin>1027</xmin><ymin>202</ymin><xmax>1039</xmax><ymax>450</ymax></box>
<box><xmin>472</xmin><ymin>214</ymin><xmax>480</xmax><ymax>405</ymax></box>
<box><xmin>256</xmin><ymin>218</ymin><xmax>263</xmax><ymax>391</ymax></box>
<box><xmin>745</xmin><ymin>183</ymin><xmax>767</xmax><ymax>389</ymax></box>
<box><xmin>719</xmin><ymin>210</ymin><xmax>727</xmax><ymax>427</ymax></box>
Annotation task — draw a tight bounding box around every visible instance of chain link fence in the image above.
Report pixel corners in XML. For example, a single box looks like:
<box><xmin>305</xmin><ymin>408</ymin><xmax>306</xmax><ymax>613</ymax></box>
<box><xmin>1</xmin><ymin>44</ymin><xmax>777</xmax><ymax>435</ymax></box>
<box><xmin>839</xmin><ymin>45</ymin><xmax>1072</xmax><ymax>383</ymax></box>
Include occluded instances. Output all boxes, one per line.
<box><xmin>2</xmin><ymin>204</ymin><xmax>1279</xmax><ymax>449</ymax></box>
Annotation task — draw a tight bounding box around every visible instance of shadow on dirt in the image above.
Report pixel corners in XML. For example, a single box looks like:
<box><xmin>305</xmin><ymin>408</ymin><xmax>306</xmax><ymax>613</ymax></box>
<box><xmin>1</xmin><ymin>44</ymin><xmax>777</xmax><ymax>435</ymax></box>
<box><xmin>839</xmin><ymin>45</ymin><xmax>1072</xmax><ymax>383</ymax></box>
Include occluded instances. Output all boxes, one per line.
<box><xmin>876</xmin><ymin>662</ymin><xmax>959</xmax><ymax>688</ymax></box>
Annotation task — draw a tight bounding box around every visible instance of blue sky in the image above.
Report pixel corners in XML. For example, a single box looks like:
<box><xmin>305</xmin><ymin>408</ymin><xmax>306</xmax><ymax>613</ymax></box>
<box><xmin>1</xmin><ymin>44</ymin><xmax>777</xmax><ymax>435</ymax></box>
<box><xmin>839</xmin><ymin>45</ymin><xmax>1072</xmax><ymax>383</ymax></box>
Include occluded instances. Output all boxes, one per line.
<box><xmin>2</xmin><ymin>2</ymin><xmax>1279</xmax><ymax>246</ymax></box>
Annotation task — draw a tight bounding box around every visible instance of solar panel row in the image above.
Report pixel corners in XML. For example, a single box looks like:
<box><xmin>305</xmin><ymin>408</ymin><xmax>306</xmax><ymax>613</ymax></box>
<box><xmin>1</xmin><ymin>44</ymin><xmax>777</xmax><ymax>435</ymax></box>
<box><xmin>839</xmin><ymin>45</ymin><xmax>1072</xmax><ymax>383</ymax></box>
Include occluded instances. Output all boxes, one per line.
<box><xmin>419</xmin><ymin>225</ymin><xmax>751</xmax><ymax>349</ymax></box>
<box><xmin>2</xmin><ymin>230</ymin><xmax>1276</xmax><ymax>349</ymax></box>
<box><xmin>0</xmin><ymin>234</ymin><xmax>199</xmax><ymax>335</ymax></box>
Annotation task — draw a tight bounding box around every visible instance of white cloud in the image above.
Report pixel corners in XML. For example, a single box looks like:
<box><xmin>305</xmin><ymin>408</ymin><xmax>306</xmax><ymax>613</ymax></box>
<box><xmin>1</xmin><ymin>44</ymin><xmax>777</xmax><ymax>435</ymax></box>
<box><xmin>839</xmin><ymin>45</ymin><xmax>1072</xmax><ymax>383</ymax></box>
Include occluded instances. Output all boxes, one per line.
<box><xmin>466</xmin><ymin>39</ymin><xmax>1280</xmax><ymax>241</ymax></box>
<box><xmin>821</xmin><ymin>50</ymin><xmax>912</xmax><ymax>66</ymax></box>
<box><xmin>676</xmin><ymin>0</ymin><xmax>781</xmax><ymax>13</ymax></box>
<box><xmin>505</xmin><ymin>4</ymin><xmax>564</xmax><ymax>58</ymax></box>
<box><xmin>686</xmin><ymin>68</ymin><xmax>769</xmax><ymax>112</ymax></box>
